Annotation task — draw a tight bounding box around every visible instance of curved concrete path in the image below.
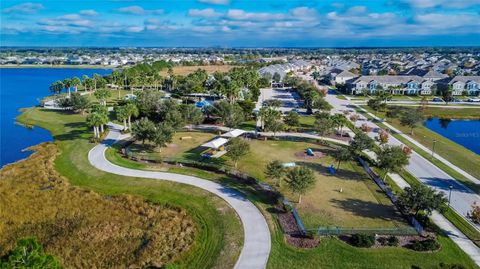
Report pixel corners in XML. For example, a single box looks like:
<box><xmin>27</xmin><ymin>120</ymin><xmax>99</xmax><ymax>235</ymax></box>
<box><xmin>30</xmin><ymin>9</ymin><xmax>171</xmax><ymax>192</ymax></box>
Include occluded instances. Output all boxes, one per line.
<box><xmin>88</xmin><ymin>123</ymin><xmax>271</xmax><ymax>269</ymax></box>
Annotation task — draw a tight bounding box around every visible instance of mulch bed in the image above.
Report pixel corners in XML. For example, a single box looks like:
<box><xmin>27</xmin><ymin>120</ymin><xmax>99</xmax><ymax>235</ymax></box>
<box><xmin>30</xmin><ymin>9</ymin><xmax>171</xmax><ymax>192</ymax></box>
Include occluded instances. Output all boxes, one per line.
<box><xmin>276</xmin><ymin>204</ymin><xmax>320</xmax><ymax>248</ymax></box>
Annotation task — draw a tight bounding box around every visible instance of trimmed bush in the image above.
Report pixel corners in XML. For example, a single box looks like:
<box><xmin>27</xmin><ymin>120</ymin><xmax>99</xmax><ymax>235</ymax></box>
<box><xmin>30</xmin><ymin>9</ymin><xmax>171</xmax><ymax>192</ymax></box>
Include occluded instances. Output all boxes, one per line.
<box><xmin>350</xmin><ymin>233</ymin><xmax>375</xmax><ymax>248</ymax></box>
<box><xmin>387</xmin><ymin>235</ymin><xmax>399</xmax><ymax>246</ymax></box>
<box><xmin>408</xmin><ymin>238</ymin><xmax>440</xmax><ymax>252</ymax></box>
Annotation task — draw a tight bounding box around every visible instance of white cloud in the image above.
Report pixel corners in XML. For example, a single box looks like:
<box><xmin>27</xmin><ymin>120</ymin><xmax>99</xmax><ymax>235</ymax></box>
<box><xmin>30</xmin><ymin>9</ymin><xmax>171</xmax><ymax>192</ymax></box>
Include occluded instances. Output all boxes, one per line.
<box><xmin>290</xmin><ymin>7</ymin><xmax>319</xmax><ymax>21</ymax></box>
<box><xmin>346</xmin><ymin>6</ymin><xmax>367</xmax><ymax>14</ymax></box>
<box><xmin>116</xmin><ymin>6</ymin><xmax>164</xmax><ymax>15</ymax></box>
<box><xmin>401</xmin><ymin>0</ymin><xmax>479</xmax><ymax>8</ymax></box>
<box><xmin>192</xmin><ymin>26</ymin><xmax>216</xmax><ymax>33</ymax></box>
<box><xmin>227</xmin><ymin>9</ymin><xmax>285</xmax><ymax>21</ymax></box>
<box><xmin>188</xmin><ymin>8</ymin><xmax>222</xmax><ymax>18</ymax></box>
<box><xmin>79</xmin><ymin>10</ymin><xmax>99</xmax><ymax>16</ymax></box>
<box><xmin>39</xmin><ymin>14</ymin><xmax>93</xmax><ymax>28</ymax></box>
<box><xmin>198</xmin><ymin>0</ymin><xmax>230</xmax><ymax>5</ymax></box>
<box><xmin>3</xmin><ymin>2</ymin><xmax>44</xmax><ymax>14</ymax></box>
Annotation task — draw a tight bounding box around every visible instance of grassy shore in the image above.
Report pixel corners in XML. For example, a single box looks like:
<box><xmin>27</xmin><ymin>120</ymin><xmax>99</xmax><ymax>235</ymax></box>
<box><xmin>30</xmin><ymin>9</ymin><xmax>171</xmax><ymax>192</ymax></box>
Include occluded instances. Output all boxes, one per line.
<box><xmin>16</xmin><ymin>108</ymin><xmax>243</xmax><ymax>269</ymax></box>
<box><xmin>360</xmin><ymin>105</ymin><xmax>480</xmax><ymax>181</ymax></box>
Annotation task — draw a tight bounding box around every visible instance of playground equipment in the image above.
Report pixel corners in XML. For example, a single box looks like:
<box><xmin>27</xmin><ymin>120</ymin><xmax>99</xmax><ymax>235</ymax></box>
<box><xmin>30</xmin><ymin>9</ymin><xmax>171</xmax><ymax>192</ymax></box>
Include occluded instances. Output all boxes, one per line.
<box><xmin>283</xmin><ymin>162</ymin><xmax>296</xmax><ymax>168</ymax></box>
<box><xmin>306</xmin><ymin>148</ymin><xmax>314</xmax><ymax>156</ymax></box>
<box><xmin>328</xmin><ymin>165</ymin><xmax>336</xmax><ymax>175</ymax></box>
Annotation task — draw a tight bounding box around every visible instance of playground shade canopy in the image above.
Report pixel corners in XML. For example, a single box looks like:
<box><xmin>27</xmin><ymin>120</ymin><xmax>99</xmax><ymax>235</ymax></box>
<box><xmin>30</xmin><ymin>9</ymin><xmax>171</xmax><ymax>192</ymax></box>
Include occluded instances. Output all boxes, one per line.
<box><xmin>201</xmin><ymin>137</ymin><xmax>229</xmax><ymax>149</ymax></box>
<box><xmin>221</xmin><ymin>129</ymin><xmax>246</xmax><ymax>138</ymax></box>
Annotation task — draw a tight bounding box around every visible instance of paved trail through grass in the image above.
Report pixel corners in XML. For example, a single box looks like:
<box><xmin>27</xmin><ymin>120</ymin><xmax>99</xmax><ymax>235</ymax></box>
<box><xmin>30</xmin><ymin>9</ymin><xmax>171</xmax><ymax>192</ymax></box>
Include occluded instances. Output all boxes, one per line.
<box><xmin>88</xmin><ymin>123</ymin><xmax>271</xmax><ymax>269</ymax></box>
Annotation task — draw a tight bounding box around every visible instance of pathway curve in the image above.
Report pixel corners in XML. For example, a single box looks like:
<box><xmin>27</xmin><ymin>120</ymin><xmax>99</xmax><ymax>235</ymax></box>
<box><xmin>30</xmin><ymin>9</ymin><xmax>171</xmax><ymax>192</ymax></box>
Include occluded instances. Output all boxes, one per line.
<box><xmin>88</xmin><ymin>123</ymin><xmax>271</xmax><ymax>269</ymax></box>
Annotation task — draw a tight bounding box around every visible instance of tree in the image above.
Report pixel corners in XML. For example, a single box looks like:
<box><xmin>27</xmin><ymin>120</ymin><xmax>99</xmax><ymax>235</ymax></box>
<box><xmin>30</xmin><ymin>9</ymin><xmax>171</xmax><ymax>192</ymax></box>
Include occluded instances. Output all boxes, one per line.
<box><xmin>284</xmin><ymin>111</ymin><xmax>300</xmax><ymax>128</ymax></box>
<box><xmin>349</xmin><ymin>132</ymin><xmax>374</xmax><ymax>153</ymax></box>
<box><xmin>367</xmin><ymin>98</ymin><xmax>383</xmax><ymax>115</ymax></box>
<box><xmin>70</xmin><ymin>92</ymin><xmax>90</xmax><ymax>114</ymax></box>
<box><xmin>151</xmin><ymin>123</ymin><xmax>174</xmax><ymax>152</ymax></box>
<box><xmin>272</xmin><ymin>72</ymin><xmax>281</xmax><ymax>83</ymax></box>
<box><xmin>314</xmin><ymin>113</ymin><xmax>334</xmax><ymax>136</ymax></box>
<box><xmin>334</xmin><ymin>147</ymin><xmax>352</xmax><ymax>171</ymax></box>
<box><xmin>209</xmin><ymin>100</ymin><xmax>244</xmax><ymax>128</ymax></box>
<box><xmin>400</xmin><ymin>108</ymin><xmax>425</xmax><ymax>135</ymax></box>
<box><xmin>226</xmin><ymin>137</ymin><xmax>250</xmax><ymax>168</ymax></box>
<box><xmin>49</xmin><ymin>80</ymin><xmax>64</xmax><ymax>95</ymax></box>
<box><xmin>378</xmin><ymin>130</ymin><xmax>389</xmax><ymax>145</ymax></box>
<box><xmin>331</xmin><ymin>114</ymin><xmax>348</xmax><ymax>135</ymax></box>
<box><xmin>87</xmin><ymin>112</ymin><xmax>104</xmax><ymax>139</ymax></box>
<box><xmin>467</xmin><ymin>202</ymin><xmax>480</xmax><ymax>224</ymax></box>
<box><xmin>443</xmin><ymin>85</ymin><xmax>453</xmax><ymax>104</ymax></box>
<box><xmin>63</xmin><ymin>78</ymin><xmax>72</xmax><ymax>97</ymax></box>
<box><xmin>0</xmin><ymin>237</ymin><xmax>61</xmax><ymax>269</ymax></box>
<box><xmin>131</xmin><ymin>117</ymin><xmax>156</xmax><ymax>144</ymax></box>
<box><xmin>94</xmin><ymin>89</ymin><xmax>111</xmax><ymax>106</ymax></box>
<box><xmin>377</xmin><ymin>145</ymin><xmax>410</xmax><ymax>181</ymax></box>
<box><xmin>180</xmin><ymin>104</ymin><xmax>204</xmax><ymax>127</ymax></box>
<box><xmin>115</xmin><ymin>105</ymin><xmax>129</xmax><ymax>130</ymax></box>
<box><xmin>71</xmin><ymin>76</ymin><xmax>81</xmax><ymax>93</ymax></box>
<box><xmin>397</xmin><ymin>185</ymin><xmax>447</xmax><ymax>217</ymax></box>
<box><xmin>265</xmin><ymin>160</ymin><xmax>286</xmax><ymax>186</ymax></box>
<box><xmin>285</xmin><ymin>166</ymin><xmax>316</xmax><ymax>204</ymax></box>
<box><xmin>125</xmin><ymin>102</ymin><xmax>139</xmax><ymax>130</ymax></box>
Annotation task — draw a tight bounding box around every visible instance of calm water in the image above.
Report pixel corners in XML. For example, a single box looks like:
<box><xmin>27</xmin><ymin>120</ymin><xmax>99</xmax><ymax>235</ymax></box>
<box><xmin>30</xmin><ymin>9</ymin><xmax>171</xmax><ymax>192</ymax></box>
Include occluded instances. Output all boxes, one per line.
<box><xmin>0</xmin><ymin>68</ymin><xmax>111</xmax><ymax>167</ymax></box>
<box><xmin>423</xmin><ymin>118</ymin><xmax>480</xmax><ymax>155</ymax></box>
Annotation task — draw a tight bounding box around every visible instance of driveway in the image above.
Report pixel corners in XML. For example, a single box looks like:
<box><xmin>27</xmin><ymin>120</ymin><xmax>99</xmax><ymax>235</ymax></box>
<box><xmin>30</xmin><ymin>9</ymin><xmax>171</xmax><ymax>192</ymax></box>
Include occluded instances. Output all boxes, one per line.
<box><xmin>88</xmin><ymin>124</ymin><xmax>271</xmax><ymax>269</ymax></box>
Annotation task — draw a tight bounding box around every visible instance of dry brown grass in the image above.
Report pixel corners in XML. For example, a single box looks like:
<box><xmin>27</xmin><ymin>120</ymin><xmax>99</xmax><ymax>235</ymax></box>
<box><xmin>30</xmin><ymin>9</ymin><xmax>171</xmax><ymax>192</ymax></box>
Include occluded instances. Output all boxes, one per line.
<box><xmin>159</xmin><ymin>65</ymin><xmax>234</xmax><ymax>76</ymax></box>
<box><xmin>0</xmin><ymin>143</ymin><xmax>195</xmax><ymax>268</ymax></box>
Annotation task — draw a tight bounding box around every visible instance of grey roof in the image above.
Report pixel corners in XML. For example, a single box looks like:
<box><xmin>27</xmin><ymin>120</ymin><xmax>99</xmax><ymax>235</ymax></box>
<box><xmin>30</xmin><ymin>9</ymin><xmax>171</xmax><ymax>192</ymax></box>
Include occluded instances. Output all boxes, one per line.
<box><xmin>423</xmin><ymin>70</ymin><xmax>448</xmax><ymax>79</ymax></box>
<box><xmin>351</xmin><ymin>75</ymin><xmax>424</xmax><ymax>84</ymax></box>
<box><xmin>336</xmin><ymin>70</ymin><xmax>357</xmax><ymax>78</ymax></box>
<box><xmin>448</xmin><ymin>76</ymin><xmax>480</xmax><ymax>84</ymax></box>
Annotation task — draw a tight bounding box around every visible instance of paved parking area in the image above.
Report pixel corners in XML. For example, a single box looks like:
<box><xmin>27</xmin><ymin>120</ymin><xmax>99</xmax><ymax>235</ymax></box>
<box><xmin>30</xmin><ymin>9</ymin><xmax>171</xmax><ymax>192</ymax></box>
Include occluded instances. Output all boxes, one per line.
<box><xmin>255</xmin><ymin>87</ymin><xmax>303</xmax><ymax>114</ymax></box>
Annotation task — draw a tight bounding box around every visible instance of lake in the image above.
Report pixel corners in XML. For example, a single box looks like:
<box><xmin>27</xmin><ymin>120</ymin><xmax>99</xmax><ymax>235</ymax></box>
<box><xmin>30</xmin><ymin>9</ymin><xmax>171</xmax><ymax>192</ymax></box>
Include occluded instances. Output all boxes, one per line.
<box><xmin>0</xmin><ymin>68</ymin><xmax>111</xmax><ymax>167</ymax></box>
<box><xmin>423</xmin><ymin>118</ymin><xmax>480</xmax><ymax>155</ymax></box>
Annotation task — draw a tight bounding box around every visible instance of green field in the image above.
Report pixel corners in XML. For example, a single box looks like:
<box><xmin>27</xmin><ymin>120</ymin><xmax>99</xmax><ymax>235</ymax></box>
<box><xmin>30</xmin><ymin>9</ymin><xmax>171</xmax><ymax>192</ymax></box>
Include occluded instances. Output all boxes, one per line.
<box><xmin>16</xmin><ymin>108</ymin><xmax>243</xmax><ymax>269</ymax></box>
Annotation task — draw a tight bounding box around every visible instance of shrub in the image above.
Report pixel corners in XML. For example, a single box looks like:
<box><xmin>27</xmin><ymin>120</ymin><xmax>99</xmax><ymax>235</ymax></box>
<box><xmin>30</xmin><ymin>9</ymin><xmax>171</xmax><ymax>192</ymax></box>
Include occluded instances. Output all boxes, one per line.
<box><xmin>387</xmin><ymin>235</ymin><xmax>399</xmax><ymax>246</ymax></box>
<box><xmin>305</xmin><ymin>230</ymin><xmax>316</xmax><ymax>239</ymax></box>
<box><xmin>350</xmin><ymin>233</ymin><xmax>375</xmax><ymax>248</ymax></box>
<box><xmin>283</xmin><ymin>203</ymin><xmax>293</xmax><ymax>213</ymax></box>
<box><xmin>408</xmin><ymin>238</ymin><xmax>440</xmax><ymax>252</ymax></box>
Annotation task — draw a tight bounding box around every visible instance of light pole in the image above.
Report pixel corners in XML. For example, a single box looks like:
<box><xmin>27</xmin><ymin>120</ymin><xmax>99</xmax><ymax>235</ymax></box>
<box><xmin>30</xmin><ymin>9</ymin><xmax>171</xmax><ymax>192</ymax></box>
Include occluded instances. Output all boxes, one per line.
<box><xmin>431</xmin><ymin>139</ymin><xmax>437</xmax><ymax>158</ymax></box>
<box><xmin>448</xmin><ymin>185</ymin><xmax>453</xmax><ymax>207</ymax></box>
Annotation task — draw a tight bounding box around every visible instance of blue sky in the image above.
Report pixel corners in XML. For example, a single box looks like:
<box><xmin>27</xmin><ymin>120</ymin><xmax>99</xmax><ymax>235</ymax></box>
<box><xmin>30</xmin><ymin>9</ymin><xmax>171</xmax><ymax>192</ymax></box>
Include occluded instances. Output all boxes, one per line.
<box><xmin>1</xmin><ymin>0</ymin><xmax>479</xmax><ymax>47</ymax></box>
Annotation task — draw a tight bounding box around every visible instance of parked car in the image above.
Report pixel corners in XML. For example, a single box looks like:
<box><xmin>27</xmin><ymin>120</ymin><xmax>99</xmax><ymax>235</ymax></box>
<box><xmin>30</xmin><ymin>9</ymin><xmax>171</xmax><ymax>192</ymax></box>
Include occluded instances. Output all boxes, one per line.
<box><xmin>451</xmin><ymin>98</ymin><xmax>461</xmax><ymax>102</ymax></box>
<box><xmin>431</xmin><ymin>97</ymin><xmax>444</xmax><ymax>102</ymax></box>
<box><xmin>467</xmin><ymin>97</ymin><xmax>480</xmax><ymax>102</ymax></box>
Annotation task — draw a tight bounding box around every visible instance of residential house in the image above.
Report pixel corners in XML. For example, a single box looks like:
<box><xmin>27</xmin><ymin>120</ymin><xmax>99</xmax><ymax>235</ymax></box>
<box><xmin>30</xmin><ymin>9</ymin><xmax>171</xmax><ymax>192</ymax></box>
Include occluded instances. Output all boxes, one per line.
<box><xmin>448</xmin><ymin>76</ymin><xmax>480</xmax><ymax>96</ymax></box>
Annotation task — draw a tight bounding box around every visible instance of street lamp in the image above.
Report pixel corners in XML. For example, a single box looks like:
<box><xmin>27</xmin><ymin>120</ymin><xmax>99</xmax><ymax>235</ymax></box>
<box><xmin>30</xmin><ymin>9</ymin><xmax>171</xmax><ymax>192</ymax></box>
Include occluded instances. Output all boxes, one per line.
<box><xmin>448</xmin><ymin>185</ymin><xmax>453</xmax><ymax>207</ymax></box>
<box><xmin>431</xmin><ymin>139</ymin><xmax>437</xmax><ymax>158</ymax></box>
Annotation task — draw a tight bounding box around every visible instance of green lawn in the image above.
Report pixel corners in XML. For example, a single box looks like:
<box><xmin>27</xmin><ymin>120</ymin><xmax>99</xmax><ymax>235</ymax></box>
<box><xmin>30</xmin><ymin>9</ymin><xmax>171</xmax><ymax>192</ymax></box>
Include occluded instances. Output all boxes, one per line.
<box><xmin>360</xmin><ymin>105</ymin><xmax>480</xmax><ymax>181</ymax></box>
<box><xmin>16</xmin><ymin>108</ymin><xmax>243</xmax><ymax>269</ymax></box>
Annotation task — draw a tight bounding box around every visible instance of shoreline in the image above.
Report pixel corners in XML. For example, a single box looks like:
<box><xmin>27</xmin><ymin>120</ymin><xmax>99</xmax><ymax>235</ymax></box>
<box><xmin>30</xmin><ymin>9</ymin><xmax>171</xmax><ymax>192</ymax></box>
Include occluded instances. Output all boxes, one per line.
<box><xmin>0</xmin><ymin>64</ymin><xmax>113</xmax><ymax>69</ymax></box>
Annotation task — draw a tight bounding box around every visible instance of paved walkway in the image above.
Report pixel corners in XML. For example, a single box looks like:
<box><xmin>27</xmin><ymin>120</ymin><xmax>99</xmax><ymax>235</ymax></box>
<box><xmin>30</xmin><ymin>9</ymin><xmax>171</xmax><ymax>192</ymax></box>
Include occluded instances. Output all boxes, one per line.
<box><xmin>88</xmin><ymin>123</ymin><xmax>271</xmax><ymax>269</ymax></box>
<box><xmin>388</xmin><ymin>171</ymin><xmax>480</xmax><ymax>266</ymax></box>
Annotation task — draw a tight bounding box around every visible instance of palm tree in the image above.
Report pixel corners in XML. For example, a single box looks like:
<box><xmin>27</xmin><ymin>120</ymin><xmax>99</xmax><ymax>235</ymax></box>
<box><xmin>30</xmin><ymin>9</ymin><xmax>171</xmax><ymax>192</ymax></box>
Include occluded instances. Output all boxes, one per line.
<box><xmin>82</xmin><ymin>75</ymin><xmax>90</xmax><ymax>92</ymax></box>
<box><xmin>63</xmin><ymin>78</ymin><xmax>72</xmax><ymax>97</ymax></box>
<box><xmin>125</xmin><ymin>103</ymin><xmax>139</xmax><ymax>130</ymax></box>
<box><xmin>87</xmin><ymin>112</ymin><xmax>103</xmax><ymax>139</ymax></box>
<box><xmin>334</xmin><ymin>147</ymin><xmax>352</xmax><ymax>171</ymax></box>
<box><xmin>49</xmin><ymin>81</ymin><xmax>64</xmax><ymax>95</ymax></box>
<box><xmin>71</xmin><ymin>76</ymin><xmax>81</xmax><ymax>93</ymax></box>
<box><xmin>115</xmin><ymin>105</ymin><xmax>129</xmax><ymax>130</ymax></box>
<box><xmin>331</xmin><ymin>114</ymin><xmax>348</xmax><ymax>135</ymax></box>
